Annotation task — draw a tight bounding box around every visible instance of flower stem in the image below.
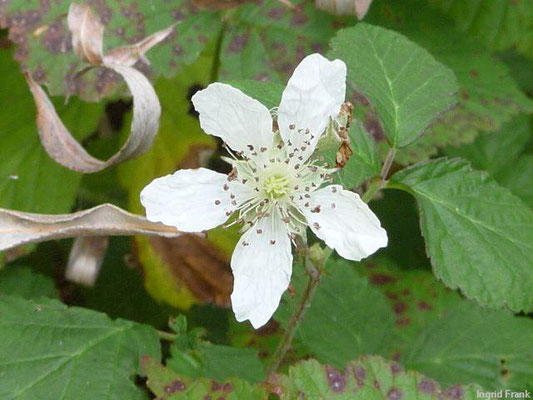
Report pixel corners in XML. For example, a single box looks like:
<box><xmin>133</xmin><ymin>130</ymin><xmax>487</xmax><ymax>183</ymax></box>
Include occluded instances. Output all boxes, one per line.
<box><xmin>362</xmin><ymin>148</ymin><xmax>395</xmax><ymax>203</ymax></box>
<box><xmin>266</xmin><ymin>253</ymin><xmax>321</xmax><ymax>376</ymax></box>
<box><xmin>157</xmin><ymin>330</ymin><xmax>177</xmax><ymax>342</ymax></box>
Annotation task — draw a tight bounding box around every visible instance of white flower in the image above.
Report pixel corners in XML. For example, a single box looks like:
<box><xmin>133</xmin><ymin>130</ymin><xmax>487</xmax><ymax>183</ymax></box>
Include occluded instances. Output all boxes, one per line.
<box><xmin>140</xmin><ymin>54</ymin><xmax>387</xmax><ymax>329</ymax></box>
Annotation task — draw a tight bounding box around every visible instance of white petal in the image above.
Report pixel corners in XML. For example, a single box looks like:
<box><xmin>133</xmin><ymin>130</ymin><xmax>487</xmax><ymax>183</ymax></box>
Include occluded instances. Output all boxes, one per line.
<box><xmin>191</xmin><ymin>83</ymin><xmax>274</xmax><ymax>159</ymax></box>
<box><xmin>278</xmin><ymin>54</ymin><xmax>346</xmax><ymax>162</ymax></box>
<box><xmin>140</xmin><ymin>168</ymin><xmax>233</xmax><ymax>232</ymax></box>
<box><xmin>231</xmin><ymin>208</ymin><xmax>292</xmax><ymax>329</ymax></box>
<box><xmin>298</xmin><ymin>185</ymin><xmax>387</xmax><ymax>261</ymax></box>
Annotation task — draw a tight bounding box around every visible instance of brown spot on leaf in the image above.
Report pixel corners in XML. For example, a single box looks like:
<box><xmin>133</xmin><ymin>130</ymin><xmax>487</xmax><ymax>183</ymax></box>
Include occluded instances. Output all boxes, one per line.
<box><xmin>469</xmin><ymin>69</ymin><xmax>478</xmax><ymax>78</ymax></box>
<box><xmin>291</xmin><ymin>12</ymin><xmax>308</xmax><ymax>25</ymax></box>
<box><xmin>228</xmin><ymin>32</ymin><xmax>249</xmax><ymax>53</ymax></box>
<box><xmin>446</xmin><ymin>385</ymin><xmax>464</xmax><ymax>400</ymax></box>
<box><xmin>223</xmin><ymin>383</ymin><xmax>233</xmax><ymax>392</ymax></box>
<box><xmin>396</xmin><ymin>317</ymin><xmax>411</xmax><ymax>327</ymax></box>
<box><xmin>354</xmin><ymin>367</ymin><xmax>365</xmax><ymax>386</ymax></box>
<box><xmin>369</xmin><ymin>273</ymin><xmax>396</xmax><ymax>285</ymax></box>
<box><xmin>326</xmin><ymin>366</ymin><xmax>346</xmax><ymax>393</ymax></box>
<box><xmin>268</xmin><ymin>7</ymin><xmax>285</xmax><ymax>19</ymax></box>
<box><xmin>387</xmin><ymin>388</ymin><xmax>403</xmax><ymax>400</ymax></box>
<box><xmin>394</xmin><ymin>302</ymin><xmax>407</xmax><ymax>315</ymax></box>
<box><xmin>164</xmin><ymin>380</ymin><xmax>186</xmax><ymax>393</ymax></box>
<box><xmin>41</xmin><ymin>19</ymin><xmax>68</xmax><ymax>53</ymax></box>
<box><xmin>390</xmin><ymin>362</ymin><xmax>402</xmax><ymax>375</ymax></box>
<box><xmin>211</xmin><ymin>381</ymin><xmax>222</xmax><ymax>391</ymax></box>
<box><xmin>417</xmin><ymin>301</ymin><xmax>433</xmax><ymax>311</ymax></box>
<box><xmin>418</xmin><ymin>379</ymin><xmax>435</xmax><ymax>394</ymax></box>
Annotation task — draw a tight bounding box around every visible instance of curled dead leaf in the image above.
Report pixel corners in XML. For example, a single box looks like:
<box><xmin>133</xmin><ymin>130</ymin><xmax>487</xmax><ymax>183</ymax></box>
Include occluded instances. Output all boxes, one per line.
<box><xmin>315</xmin><ymin>0</ymin><xmax>373</xmax><ymax>18</ymax></box>
<box><xmin>26</xmin><ymin>2</ymin><xmax>174</xmax><ymax>173</ymax></box>
<box><xmin>0</xmin><ymin>204</ymin><xmax>184</xmax><ymax>252</ymax></box>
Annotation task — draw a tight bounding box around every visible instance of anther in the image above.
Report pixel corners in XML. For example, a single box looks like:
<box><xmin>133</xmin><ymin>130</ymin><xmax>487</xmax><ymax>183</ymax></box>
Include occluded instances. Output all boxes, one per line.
<box><xmin>242</xmin><ymin>241</ymin><xmax>250</xmax><ymax>246</ymax></box>
<box><xmin>215</xmin><ymin>200</ymin><xmax>221</xmax><ymax>205</ymax></box>
<box><xmin>257</xmin><ymin>229</ymin><xmax>263</xmax><ymax>234</ymax></box>
<box><xmin>289</xmin><ymin>124</ymin><xmax>295</xmax><ymax>130</ymax></box>
<box><xmin>313</xmin><ymin>222</ymin><xmax>321</xmax><ymax>230</ymax></box>
<box><xmin>223</xmin><ymin>184</ymin><xmax>229</xmax><ymax>191</ymax></box>
<box><xmin>270</xmin><ymin>240</ymin><xmax>276</xmax><ymax>245</ymax></box>
<box><xmin>260</xmin><ymin>147</ymin><xmax>267</xmax><ymax>152</ymax></box>
<box><xmin>247</xmin><ymin>145</ymin><xmax>254</xmax><ymax>151</ymax></box>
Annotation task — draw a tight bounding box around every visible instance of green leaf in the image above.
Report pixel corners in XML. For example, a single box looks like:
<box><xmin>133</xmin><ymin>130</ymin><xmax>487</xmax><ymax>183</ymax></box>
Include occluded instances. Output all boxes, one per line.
<box><xmin>498</xmin><ymin>155</ymin><xmax>533</xmax><ymax>210</ymax></box>
<box><xmin>0</xmin><ymin>266</ymin><xmax>58</xmax><ymax>300</ymax></box>
<box><xmin>359</xmin><ymin>257</ymin><xmax>463</xmax><ymax>357</ymax></box>
<box><xmin>228</xmin><ymin>80</ymin><xmax>283</xmax><ymax>109</ymax></box>
<box><xmin>363</xmin><ymin>0</ymin><xmax>533</xmax><ymax>164</ymax></box>
<box><xmin>219</xmin><ymin>0</ymin><xmax>342</xmax><ymax>84</ymax></box>
<box><xmin>360</xmin><ymin>257</ymin><xmax>533</xmax><ymax>390</ymax></box>
<box><xmin>443</xmin><ymin>115</ymin><xmax>531</xmax><ymax>176</ymax></box>
<box><xmin>278</xmin><ymin>356</ymin><xmax>482</xmax><ymax>399</ymax></box>
<box><xmin>0</xmin><ymin>295</ymin><xmax>161</xmax><ymax>400</ymax></box>
<box><xmin>168</xmin><ymin>342</ymin><xmax>265</xmax><ymax>383</ymax></box>
<box><xmin>329</xmin><ymin>23</ymin><xmax>458</xmax><ymax>148</ymax></box>
<box><xmin>0</xmin><ymin>48</ymin><xmax>103</xmax><ymax>213</ymax></box>
<box><xmin>0</xmin><ymin>1</ymin><xmax>222</xmax><ymax>100</ymax></box>
<box><xmin>428</xmin><ymin>0</ymin><xmax>533</xmax><ymax>59</ymax></box>
<box><xmin>443</xmin><ymin>115</ymin><xmax>533</xmax><ymax>209</ymax></box>
<box><xmin>390</xmin><ymin>158</ymin><xmax>533</xmax><ymax>312</ymax></box>
<box><xmin>276</xmin><ymin>258</ymin><xmax>395</xmax><ymax>367</ymax></box>
<box><xmin>166</xmin><ymin>315</ymin><xmax>265</xmax><ymax>383</ymax></box>
<box><xmin>143</xmin><ymin>357</ymin><xmax>267</xmax><ymax>400</ymax></box>
<box><xmin>403</xmin><ymin>301</ymin><xmax>533</xmax><ymax>391</ymax></box>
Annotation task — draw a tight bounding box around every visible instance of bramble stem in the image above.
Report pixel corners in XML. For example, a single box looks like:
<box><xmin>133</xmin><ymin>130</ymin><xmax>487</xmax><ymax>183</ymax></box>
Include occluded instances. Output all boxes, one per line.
<box><xmin>266</xmin><ymin>251</ymin><xmax>321</xmax><ymax>376</ymax></box>
<box><xmin>157</xmin><ymin>330</ymin><xmax>177</xmax><ymax>342</ymax></box>
<box><xmin>362</xmin><ymin>148</ymin><xmax>395</xmax><ymax>203</ymax></box>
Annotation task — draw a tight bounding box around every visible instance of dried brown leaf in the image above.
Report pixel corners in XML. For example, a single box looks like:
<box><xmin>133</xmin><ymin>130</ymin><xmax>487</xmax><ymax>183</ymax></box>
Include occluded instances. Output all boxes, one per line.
<box><xmin>25</xmin><ymin>2</ymin><xmax>173</xmax><ymax>173</ymax></box>
<box><xmin>0</xmin><ymin>203</ymin><xmax>183</xmax><ymax>252</ymax></box>
<box><xmin>67</xmin><ymin>3</ymin><xmax>104</xmax><ymax>65</ymax></box>
<box><xmin>315</xmin><ymin>0</ymin><xmax>373</xmax><ymax>18</ymax></box>
<box><xmin>104</xmin><ymin>25</ymin><xmax>175</xmax><ymax>67</ymax></box>
<box><xmin>26</xmin><ymin>66</ymin><xmax>161</xmax><ymax>172</ymax></box>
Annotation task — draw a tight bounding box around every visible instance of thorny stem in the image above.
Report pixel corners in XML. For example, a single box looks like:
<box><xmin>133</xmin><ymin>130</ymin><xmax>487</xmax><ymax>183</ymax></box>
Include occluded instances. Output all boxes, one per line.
<box><xmin>157</xmin><ymin>330</ymin><xmax>178</xmax><ymax>342</ymax></box>
<box><xmin>266</xmin><ymin>247</ymin><xmax>321</xmax><ymax>376</ymax></box>
<box><xmin>362</xmin><ymin>148</ymin><xmax>396</xmax><ymax>203</ymax></box>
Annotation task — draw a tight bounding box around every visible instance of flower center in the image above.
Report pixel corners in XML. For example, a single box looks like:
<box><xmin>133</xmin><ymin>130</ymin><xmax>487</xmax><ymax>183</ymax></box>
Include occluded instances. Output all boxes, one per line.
<box><xmin>264</xmin><ymin>173</ymin><xmax>291</xmax><ymax>200</ymax></box>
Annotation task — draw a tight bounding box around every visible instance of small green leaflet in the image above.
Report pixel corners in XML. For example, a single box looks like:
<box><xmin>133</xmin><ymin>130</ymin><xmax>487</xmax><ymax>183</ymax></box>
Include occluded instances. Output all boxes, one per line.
<box><xmin>0</xmin><ymin>295</ymin><xmax>161</xmax><ymax>400</ymax></box>
<box><xmin>329</xmin><ymin>23</ymin><xmax>458</xmax><ymax>149</ymax></box>
<box><xmin>390</xmin><ymin>158</ymin><xmax>533</xmax><ymax>313</ymax></box>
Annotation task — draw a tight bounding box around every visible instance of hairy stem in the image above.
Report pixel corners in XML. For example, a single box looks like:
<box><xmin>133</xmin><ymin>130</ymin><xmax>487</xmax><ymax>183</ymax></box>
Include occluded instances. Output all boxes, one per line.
<box><xmin>266</xmin><ymin>252</ymin><xmax>321</xmax><ymax>376</ymax></box>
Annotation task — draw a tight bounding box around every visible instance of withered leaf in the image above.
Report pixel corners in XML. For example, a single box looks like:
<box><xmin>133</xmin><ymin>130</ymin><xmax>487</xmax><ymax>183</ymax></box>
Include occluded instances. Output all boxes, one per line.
<box><xmin>68</xmin><ymin>3</ymin><xmax>104</xmax><ymax>64</ymax></box>
<box><xmin>315</xmin><ymin>0</ymin><xmax>373</xmax><ymax>18</ymax></box>
<box><xmin>0</xmin><ymin>203</ymin><xmax>183</xmax><ymax>252</ymax></box>
<box><xmin>25</xmin><ymin>2</ymin><xmax>172</xmax><ymax>173</ymax></box>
